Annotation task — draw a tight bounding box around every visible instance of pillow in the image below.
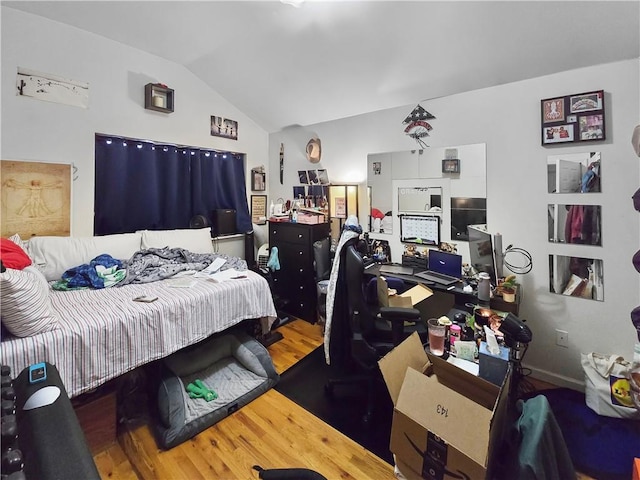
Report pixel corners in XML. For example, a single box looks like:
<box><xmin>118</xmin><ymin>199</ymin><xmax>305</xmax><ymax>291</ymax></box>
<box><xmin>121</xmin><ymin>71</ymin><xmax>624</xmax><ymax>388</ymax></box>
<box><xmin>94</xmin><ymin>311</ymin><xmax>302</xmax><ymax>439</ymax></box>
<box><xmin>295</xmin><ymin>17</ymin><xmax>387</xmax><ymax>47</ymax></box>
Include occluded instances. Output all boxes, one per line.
<box><xmin>139</xmin><ymin>228</ymin><xmax>214</xmax><ymax>254</ymax></box>
<box><xmin>1</xmin><ymin>238</ymin><xmax>32</xmax><ymax>270</ymax></box>
<box><xmin>8</xmin><ymin>233</ymin><xmax>31</xmax><ymax>256</ymax></box>
<box><xmin>0</xmin><ymin>266</ymin><xmax>59</xmax><ymax>337</ymax></box>
<box><xmin>28</xmin><ymin>233</ymin><xmax>142</xmax><ymax>281</ymax></box>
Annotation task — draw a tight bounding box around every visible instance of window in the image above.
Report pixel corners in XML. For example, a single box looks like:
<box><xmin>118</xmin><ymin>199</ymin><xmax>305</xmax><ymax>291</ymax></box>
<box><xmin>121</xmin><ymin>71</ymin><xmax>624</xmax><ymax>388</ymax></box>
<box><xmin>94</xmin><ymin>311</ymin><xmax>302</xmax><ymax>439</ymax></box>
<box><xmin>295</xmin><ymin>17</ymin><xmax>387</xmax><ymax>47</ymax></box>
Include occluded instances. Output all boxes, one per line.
<box><xmin>94</xmin><ymin>134</ymin><xmax>251</xmax><ymax>235</ymax></box>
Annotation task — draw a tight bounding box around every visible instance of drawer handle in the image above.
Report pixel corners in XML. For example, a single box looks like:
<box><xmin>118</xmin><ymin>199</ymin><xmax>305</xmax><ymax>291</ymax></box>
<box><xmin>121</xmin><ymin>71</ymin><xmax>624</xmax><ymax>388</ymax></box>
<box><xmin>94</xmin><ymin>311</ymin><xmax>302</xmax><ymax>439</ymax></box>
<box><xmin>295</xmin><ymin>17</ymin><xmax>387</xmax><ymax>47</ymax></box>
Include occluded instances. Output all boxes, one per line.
<box><xmin>299</xmin><ymin>268</ymin><xmax>304</xmax><ymax>273</ymax></box>
<box><xmin>298</xmin><ymin>234</ymin><xmax>303</xmax><ymax>238</ymax></box>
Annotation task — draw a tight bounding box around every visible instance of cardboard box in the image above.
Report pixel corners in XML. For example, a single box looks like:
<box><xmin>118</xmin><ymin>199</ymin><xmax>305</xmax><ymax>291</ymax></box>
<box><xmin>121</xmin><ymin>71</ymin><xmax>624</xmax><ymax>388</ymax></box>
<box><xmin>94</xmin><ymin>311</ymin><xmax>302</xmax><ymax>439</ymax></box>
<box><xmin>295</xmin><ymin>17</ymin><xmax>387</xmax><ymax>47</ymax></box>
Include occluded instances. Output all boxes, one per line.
<box><xmin>379</xmin><ymin>332</ymin><xmax>512</xmax><ymax>480</ymax></box>
<box><xmin>296</xmin><ymin>212</ymin><xmax>326</xmax><ymax>224</ymax></box>
<box><xmin>377</xmin><ymin>276</ymin><xmax>433</xmax><ymax>309</ymax></box>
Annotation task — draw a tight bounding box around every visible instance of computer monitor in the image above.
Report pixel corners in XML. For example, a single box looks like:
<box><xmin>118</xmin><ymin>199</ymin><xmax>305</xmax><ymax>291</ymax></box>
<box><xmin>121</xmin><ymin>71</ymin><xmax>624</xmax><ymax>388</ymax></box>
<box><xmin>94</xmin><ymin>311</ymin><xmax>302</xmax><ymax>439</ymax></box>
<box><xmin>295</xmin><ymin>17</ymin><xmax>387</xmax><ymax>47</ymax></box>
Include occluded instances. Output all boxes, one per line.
<box><xmin>400</xmin><ymin>214</ymin><xmax>440</xmax><ymax>246</ymax></box>
<box><xmin>427</xmin><ymin>250</ymin><xmax>463</xmax><ymax>279</ymax></box>
<box><xmin>468</xmin><ymin>224</ymin><xmax>498</xmax><ymax>284</ymax></box>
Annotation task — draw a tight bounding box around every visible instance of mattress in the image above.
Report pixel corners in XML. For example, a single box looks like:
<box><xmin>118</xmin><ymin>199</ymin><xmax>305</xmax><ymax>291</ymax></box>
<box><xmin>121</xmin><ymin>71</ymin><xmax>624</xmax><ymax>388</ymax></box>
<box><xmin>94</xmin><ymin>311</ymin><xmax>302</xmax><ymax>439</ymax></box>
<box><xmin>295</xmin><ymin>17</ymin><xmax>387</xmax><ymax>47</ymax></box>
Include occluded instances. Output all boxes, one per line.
<box><xmin>1</xmin><ymin>270</ymin><xmax>276</xmax><ymax>398</ymax></box>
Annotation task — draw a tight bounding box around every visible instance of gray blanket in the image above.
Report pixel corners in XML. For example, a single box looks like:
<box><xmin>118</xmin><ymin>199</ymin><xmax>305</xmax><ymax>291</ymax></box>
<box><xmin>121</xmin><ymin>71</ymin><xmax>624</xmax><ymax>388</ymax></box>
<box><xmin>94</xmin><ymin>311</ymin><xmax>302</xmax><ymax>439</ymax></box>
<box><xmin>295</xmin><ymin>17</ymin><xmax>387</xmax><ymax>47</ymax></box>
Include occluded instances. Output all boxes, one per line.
<box><xmin>120</xmin><ymin>247</ymin><xmax>247</xmax><ymax>285</ymax></box>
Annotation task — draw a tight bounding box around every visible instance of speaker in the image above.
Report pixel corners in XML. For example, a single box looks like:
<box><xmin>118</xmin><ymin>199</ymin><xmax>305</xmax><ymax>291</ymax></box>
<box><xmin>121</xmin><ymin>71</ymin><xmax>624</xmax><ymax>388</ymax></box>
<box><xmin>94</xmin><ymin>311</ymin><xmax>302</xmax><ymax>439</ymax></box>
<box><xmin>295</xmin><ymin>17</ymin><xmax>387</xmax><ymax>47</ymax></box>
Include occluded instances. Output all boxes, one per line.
<box><xmin>211</xmin><ymin>209</ymin><xmax>237</xmax><ymax>237</ymax></box>
<box><xmin>189</xmin><ymin>214</ymin><xmax>210</xmax><ymax>229</ymax></box>
<box><xmin>244</xmin><ymin>231</ymin><xmax>255</xmax><ymax>268</ymax></box>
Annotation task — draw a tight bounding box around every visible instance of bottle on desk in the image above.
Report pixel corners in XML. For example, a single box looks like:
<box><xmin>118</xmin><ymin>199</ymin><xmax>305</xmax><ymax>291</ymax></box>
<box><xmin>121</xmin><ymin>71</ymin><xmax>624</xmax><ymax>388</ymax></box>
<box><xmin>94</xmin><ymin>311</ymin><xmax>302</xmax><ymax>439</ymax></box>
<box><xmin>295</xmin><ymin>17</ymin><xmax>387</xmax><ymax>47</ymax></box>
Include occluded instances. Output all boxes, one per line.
<box><xmin>477</xmin><ymin>272</ymin><xmax>491</xmax><ymax>303</ymax></box>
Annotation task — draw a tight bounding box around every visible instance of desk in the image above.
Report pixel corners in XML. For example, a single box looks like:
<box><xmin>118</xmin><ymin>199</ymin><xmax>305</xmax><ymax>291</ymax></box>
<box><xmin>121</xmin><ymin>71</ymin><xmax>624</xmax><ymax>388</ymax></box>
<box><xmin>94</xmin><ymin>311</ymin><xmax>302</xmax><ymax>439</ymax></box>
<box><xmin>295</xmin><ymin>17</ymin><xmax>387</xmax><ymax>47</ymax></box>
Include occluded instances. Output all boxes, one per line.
<box><xmin>365</xmin><ymin>263</ymin><xmax>520</xmax><ymax>316</ymax></box>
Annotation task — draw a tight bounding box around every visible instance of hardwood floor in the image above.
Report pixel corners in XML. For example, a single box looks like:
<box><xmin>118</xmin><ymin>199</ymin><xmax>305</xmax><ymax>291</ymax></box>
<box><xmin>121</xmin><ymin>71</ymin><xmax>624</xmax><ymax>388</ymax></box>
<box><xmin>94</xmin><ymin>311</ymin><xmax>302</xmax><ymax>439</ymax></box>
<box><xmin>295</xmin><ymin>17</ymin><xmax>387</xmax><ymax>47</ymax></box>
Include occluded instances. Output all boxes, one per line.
<box><xmin>93</xmin><ymin>320</ymin><xmax>396</xmax><ymax>479</ymax></box>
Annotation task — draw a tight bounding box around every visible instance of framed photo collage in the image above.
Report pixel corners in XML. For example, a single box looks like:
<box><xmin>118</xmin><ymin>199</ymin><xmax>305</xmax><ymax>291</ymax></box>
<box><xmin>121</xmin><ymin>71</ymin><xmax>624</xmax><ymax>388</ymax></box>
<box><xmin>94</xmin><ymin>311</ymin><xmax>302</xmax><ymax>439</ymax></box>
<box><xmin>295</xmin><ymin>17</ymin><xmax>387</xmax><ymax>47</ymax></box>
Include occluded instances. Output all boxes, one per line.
<box><xmin>541</xmin><ymin>90</ymin><xmax>605</xmax><ymax>146</ymax></box>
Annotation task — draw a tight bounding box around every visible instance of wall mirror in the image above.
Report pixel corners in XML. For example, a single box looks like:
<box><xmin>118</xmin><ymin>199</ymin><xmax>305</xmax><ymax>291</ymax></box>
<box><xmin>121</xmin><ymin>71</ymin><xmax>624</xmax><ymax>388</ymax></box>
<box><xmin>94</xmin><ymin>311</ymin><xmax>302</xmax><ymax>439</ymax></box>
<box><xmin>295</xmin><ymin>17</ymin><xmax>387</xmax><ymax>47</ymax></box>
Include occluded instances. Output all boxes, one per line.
<box><xmin>367</xmin><ymin>143</ymin><xmax>486</xmax><ymax>239</ymax></box>
<box><xmin>547</xmin><ymin>152</ymin><xmax>601</xmax><ymax>193</ymax></box>
<box><xmin>547</xmin><ymin>204</ymin><xmax>602</xmax><ymax>245</ymax></box>
<box><xmin>398</xmin><ymin>187</ymin><xmax>442</xmax><ymax>213</ymax></box>
<box><xmin>549</xmin><ymin>254</ymin><xmax>604</xmax><ymax>301</ymax></box>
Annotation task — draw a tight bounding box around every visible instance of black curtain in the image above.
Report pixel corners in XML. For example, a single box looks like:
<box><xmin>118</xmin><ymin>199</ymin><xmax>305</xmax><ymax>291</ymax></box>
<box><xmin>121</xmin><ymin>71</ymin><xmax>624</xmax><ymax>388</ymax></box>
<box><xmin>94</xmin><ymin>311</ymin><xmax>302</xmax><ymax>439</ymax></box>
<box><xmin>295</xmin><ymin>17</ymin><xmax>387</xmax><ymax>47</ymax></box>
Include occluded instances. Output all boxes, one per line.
<box><xmin>94</xmin><ymin>135</ymin><xmax>251</xmax><ymax>235</ymax></box>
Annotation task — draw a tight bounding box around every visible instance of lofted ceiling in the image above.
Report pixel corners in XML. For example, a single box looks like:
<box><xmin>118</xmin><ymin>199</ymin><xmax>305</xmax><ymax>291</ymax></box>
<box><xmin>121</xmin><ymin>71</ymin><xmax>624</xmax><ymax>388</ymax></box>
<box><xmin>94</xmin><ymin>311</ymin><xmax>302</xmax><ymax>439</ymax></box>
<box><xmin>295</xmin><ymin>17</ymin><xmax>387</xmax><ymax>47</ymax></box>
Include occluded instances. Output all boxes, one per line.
<box><xmin>4</xmin><ymin>1</ymin><xmax>639</xmax><ymax>133</ymax></box>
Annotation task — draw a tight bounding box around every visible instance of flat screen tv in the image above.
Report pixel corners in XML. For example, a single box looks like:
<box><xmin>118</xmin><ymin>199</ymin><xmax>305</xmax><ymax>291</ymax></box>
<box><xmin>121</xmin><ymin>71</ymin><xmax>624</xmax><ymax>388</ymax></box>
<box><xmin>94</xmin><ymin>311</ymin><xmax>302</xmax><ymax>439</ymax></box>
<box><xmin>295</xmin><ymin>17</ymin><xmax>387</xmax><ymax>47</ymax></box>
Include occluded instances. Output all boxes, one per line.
<box><xmin>451</xmin><ymin>197</ymin><xmax>487</xmax><ymax>241</ymax></box>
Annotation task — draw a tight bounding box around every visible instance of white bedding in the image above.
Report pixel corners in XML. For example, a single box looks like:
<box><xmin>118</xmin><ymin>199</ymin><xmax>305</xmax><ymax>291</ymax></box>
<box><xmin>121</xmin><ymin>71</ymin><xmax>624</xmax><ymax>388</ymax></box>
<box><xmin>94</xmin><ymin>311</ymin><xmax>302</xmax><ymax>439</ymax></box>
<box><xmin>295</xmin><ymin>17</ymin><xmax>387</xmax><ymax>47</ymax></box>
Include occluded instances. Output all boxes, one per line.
<box><xmin>1</xmin><ymin>270</ymin><xmax>276</xmax><ymax>398</ymax></box>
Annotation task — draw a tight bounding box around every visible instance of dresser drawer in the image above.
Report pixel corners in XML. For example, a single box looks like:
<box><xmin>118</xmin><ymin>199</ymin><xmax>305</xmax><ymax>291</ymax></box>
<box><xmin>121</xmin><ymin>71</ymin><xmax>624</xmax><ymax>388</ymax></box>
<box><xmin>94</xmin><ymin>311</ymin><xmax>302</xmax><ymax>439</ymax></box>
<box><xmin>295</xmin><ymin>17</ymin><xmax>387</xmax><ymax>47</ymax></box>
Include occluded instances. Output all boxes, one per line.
<box><xmin>285</xmin><ymin>297</ymin><xmax>317</xmax><ymax>323</ymax></box>
<box><xmin>272</xmin><ymin>272</ymin><xmax>315</xmax><ymax>294</ymax></box>
<box><xmin>276</xmin><ymin>245</ymin><xmax>312</xmax><ymax>274</ymax></box>
<box><xmin>270</xmin><ymin>223</ymin><xmax>310</xmax><ymax>245</ymax></box>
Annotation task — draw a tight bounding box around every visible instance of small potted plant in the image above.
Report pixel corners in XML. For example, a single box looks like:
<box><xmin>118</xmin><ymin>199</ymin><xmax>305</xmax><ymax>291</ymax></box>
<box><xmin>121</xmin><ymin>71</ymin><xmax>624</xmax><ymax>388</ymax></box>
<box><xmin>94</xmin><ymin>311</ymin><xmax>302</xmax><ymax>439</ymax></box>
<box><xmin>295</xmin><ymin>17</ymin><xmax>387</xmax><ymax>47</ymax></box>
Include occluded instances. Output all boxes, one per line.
<box><xmin>498</xmin><ymin>275</ymin><xmax>517</xmax><ymax>303</ymax></box>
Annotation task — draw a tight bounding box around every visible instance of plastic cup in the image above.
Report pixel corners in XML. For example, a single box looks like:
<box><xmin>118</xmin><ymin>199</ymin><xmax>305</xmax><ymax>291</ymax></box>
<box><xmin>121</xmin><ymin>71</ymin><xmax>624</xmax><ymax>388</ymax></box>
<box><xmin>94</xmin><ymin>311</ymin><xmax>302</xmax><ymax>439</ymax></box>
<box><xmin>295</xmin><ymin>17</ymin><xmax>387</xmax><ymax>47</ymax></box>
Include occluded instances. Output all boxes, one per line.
<box><xmin>427</xmin><ymin>318</ymin><xmax>446</xmax><ymax>356</ymax></box>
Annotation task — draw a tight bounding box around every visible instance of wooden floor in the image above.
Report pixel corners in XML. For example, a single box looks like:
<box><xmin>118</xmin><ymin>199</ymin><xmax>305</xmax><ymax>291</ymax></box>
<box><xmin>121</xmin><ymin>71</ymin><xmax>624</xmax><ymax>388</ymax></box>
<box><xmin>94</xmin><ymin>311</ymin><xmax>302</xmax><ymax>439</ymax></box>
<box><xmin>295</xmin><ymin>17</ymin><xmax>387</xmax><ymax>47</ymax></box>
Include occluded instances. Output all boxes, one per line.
<box><xmin>93</xmin><ymin>320</ymin><xmax>396</xmax><ymax>479</ymax></box>
<box><xmin>93</xmin><ymin>319</ymin><xmax>597</xmax><ymax>480</ymax></box>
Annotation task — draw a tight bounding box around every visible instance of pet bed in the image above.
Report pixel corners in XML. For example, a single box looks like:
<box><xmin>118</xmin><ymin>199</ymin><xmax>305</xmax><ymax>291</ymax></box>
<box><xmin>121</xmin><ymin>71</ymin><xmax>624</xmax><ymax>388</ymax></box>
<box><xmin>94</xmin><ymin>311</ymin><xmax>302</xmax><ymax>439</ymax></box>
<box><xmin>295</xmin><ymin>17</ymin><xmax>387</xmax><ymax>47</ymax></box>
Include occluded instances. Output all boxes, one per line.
<box><xmin>154</xmin><ymin>329</ymin><xmax>279</xmax><ymax>449</ymax></box>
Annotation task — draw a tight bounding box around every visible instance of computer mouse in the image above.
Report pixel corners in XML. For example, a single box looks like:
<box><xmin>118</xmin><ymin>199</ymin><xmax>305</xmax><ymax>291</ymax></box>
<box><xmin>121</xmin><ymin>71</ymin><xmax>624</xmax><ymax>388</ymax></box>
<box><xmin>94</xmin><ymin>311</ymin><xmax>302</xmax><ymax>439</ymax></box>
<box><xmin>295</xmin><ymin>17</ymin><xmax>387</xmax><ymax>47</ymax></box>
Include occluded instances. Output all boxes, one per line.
<box><xmin>23</xmin><ymin>386</ymin><xmax>61</xmax><ymax>410</ymax></box>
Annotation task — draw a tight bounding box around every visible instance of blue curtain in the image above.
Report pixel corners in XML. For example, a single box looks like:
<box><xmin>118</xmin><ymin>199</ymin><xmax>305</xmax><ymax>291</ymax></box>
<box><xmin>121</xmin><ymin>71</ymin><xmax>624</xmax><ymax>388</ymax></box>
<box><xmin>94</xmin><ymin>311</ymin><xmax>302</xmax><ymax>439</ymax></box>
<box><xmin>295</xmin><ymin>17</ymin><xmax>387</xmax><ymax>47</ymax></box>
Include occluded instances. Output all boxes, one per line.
<box><xmin>94</xmin><ymin>135</ymin><xmax>251</xmax><ymax>235</ymax></box>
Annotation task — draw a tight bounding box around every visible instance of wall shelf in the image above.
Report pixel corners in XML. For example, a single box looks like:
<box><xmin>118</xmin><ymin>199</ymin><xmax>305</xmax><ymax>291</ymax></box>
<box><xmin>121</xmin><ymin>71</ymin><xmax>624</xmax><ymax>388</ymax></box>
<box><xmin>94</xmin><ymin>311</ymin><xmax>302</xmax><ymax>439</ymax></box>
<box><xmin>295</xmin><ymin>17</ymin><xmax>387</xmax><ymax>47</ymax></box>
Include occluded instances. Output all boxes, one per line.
<box><xmin>145</xmin><ymin>83</ymin><xmax>174</xmax><ymax>113</ymax></box>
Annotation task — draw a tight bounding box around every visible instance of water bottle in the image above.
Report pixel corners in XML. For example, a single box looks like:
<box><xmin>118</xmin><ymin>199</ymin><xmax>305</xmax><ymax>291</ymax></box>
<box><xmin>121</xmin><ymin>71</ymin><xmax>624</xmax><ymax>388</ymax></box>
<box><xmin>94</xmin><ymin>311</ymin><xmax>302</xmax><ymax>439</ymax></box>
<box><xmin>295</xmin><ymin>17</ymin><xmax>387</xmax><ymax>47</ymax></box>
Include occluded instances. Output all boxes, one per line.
<box><xmin>477</xmin><ymin>272</ymin><xmax>491</xmax><ymax>303</ymax></box>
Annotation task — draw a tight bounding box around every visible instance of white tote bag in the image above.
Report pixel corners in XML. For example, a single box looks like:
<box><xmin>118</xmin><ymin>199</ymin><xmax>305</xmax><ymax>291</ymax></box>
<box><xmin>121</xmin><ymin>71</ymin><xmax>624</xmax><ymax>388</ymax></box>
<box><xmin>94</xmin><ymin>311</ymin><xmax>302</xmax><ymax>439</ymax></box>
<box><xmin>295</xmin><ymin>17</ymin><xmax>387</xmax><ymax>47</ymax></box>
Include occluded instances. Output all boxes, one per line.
<box><xmin>581</xmin><ymin>352</ymin><xmax>640</xmax><ymax>419</ymax></box>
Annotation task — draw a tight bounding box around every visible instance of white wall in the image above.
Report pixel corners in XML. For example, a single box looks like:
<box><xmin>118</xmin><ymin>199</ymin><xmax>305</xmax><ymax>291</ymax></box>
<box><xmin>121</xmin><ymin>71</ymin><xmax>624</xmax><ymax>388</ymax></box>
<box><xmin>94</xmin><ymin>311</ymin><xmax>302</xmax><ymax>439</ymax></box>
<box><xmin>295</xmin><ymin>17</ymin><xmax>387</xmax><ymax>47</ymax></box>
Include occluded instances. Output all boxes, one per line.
<box><xmin>1</xmin><ymin>7</ymin><xmax>269</xmax><ymax>238</ymax></box>
<box><xmin>269</xmin><ymin>59</ymin><xmax>640</xmax><ymax>388</ymax></box>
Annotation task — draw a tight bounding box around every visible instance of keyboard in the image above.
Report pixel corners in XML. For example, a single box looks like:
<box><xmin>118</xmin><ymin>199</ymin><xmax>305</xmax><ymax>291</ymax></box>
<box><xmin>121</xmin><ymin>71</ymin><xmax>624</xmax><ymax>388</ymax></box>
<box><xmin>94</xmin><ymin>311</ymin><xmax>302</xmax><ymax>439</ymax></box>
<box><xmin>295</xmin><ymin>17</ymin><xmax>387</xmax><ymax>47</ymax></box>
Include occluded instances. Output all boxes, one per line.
<box><xmin>379</xmin><ymin>264</ymin><xmax>414</xmax><ymax>276</ymax></box>
<box><xmin>414</xmin><ymin>270</ymin><xmax>460</xmax><ymax>286</ymax></box>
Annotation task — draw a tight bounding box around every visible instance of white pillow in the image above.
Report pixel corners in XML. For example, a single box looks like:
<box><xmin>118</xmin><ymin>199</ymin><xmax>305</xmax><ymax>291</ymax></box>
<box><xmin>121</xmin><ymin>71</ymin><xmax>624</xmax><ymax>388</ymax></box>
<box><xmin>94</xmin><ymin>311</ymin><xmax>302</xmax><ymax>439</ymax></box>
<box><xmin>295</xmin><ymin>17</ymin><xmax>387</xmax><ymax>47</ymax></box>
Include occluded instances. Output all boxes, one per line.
<box><xmin>7</xmin><ymin>233</ymin><xmax>31</xmax><ymax>259</ymax></box>
<box><xmin>1</xmin><ymin>266</ymin><xmax>59</xmax><ymax>337</ymax></box>
<box><xmin>139</xmin><ymin>228</ymin><xmax>214</xmax><ymax>254</ymax></box>
<box><xmin>28</xmin><ymin>233</ymin><xmax>143</xmax><ymax>281</ymax></box>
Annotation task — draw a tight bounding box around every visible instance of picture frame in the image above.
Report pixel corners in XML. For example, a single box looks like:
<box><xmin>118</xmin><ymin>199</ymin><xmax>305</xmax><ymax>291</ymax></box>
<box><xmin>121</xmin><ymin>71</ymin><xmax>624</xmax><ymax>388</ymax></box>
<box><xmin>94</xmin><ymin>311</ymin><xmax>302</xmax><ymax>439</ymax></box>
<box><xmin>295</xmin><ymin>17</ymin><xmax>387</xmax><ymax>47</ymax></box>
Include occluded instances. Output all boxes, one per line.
<box><xmin>317</xmin><ymin>169</ymin><xmax>330</xmax><ymax>185</ymax></box>
<box><xmin>210</xmin><ymin>115</ymin><xmax>238</xmax><ymax>140</ymax></box>
<box><xmin>542</xmin><ymin>98</ymin><xmax>565</xmax><ymax>123</ymax></box>
<box><xmin>250</xmin><ymin>195</ymin><xmax>267</xmax><ymax>225</ymax></box>
<box><xmin>293</xmin><ymin>186</ymin><xmax>305</xmax><ymax>200</ymax></box>
<box><xmin>543</xmin><ymin>124</ymin><xmax>574</xmax><ymax>144</ymax></box>
<box><xmin>442</xmin><ymin>159</ymin><xmax>460</xmax><ymax>173</ymax></box>
<box><xmin>1</xmin><ymin>160</ymin><xmax>71</xmax><ymax>237</ymax></box>
<box><xmin>251</xmin><ymin>168</ymin><xmax>265</xmax><ymax>191</ymax></box>
<box><xmin>307</xmin><ymin>170</ymin><xmax>319</xmax><ymax>185</ymax></box>
<box><xmin>541</xmin><ymin>90</ymin><xmax>605</xmax><ymax>146</ymax></box>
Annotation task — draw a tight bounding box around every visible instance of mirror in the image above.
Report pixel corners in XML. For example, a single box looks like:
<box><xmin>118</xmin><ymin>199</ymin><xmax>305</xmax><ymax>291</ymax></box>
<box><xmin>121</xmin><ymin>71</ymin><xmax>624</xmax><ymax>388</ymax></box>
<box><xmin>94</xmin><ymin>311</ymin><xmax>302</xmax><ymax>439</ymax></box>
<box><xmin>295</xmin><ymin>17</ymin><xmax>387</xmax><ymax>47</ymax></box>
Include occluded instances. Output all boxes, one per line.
<box><xmin>398</xmin><ymin>187</ymin><xmax>442</xmax><ymax>213</ymax></box>
<box><xmin>549</xmin><ymin>254</ymin><xmax>604</xmax><ymax>301</ymax></box>
<box><xmin>367</xmin><ymin>144</ymin><xmax>486</xmax><ymax>240</ymax></box>
<box><xmin>547</xmin><ymin>204</ymin><xmax>602</xmax><ymax>245</ymax></box>
<box><xmin>547</xmin><ymin>152</ymin><xmax>601</xmax><ymax>193</ymax></box>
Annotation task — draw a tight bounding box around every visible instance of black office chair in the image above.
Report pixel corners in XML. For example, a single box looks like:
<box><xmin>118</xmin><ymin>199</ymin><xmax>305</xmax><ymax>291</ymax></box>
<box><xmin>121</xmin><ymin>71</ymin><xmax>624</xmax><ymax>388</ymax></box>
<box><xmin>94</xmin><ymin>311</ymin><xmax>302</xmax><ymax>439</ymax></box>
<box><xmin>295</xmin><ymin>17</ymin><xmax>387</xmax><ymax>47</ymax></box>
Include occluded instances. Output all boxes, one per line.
<box><xmin>325</xmin><ymin>238</ymin><xmax>428</xmax><ymax>423</ymax></box>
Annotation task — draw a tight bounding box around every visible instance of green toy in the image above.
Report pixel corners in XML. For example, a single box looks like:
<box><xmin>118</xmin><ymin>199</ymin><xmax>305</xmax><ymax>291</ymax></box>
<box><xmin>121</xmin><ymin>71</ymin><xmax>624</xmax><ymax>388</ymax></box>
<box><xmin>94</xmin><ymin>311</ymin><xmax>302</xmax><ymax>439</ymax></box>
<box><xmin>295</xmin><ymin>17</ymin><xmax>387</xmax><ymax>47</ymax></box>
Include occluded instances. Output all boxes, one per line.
<box><xmin>186</xmin><ymin>379</ymin><xmax>217</xmax><ymax>402</ymax></box>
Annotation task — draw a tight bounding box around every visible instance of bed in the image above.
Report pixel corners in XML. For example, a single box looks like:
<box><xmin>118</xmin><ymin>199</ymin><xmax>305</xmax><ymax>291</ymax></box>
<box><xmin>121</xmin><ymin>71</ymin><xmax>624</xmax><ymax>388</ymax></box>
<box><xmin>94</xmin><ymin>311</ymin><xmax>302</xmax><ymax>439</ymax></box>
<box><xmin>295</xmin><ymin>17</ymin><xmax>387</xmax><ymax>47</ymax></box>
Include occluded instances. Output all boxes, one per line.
<box><xmin>0</xmin><ymin>228</ymin><xmax>277</xmax><ymax>399</ymax></box>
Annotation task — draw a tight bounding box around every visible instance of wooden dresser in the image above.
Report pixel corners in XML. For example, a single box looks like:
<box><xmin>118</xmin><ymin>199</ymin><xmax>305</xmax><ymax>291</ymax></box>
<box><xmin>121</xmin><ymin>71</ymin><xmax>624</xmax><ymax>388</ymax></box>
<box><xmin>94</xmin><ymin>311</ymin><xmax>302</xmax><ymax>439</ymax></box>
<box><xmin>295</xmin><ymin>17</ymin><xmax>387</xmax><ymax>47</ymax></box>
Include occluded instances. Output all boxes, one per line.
<box><xmin>269</xmin><ymin>221</ymin><xmax>330</xmax><ymax>323</ymax></box>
